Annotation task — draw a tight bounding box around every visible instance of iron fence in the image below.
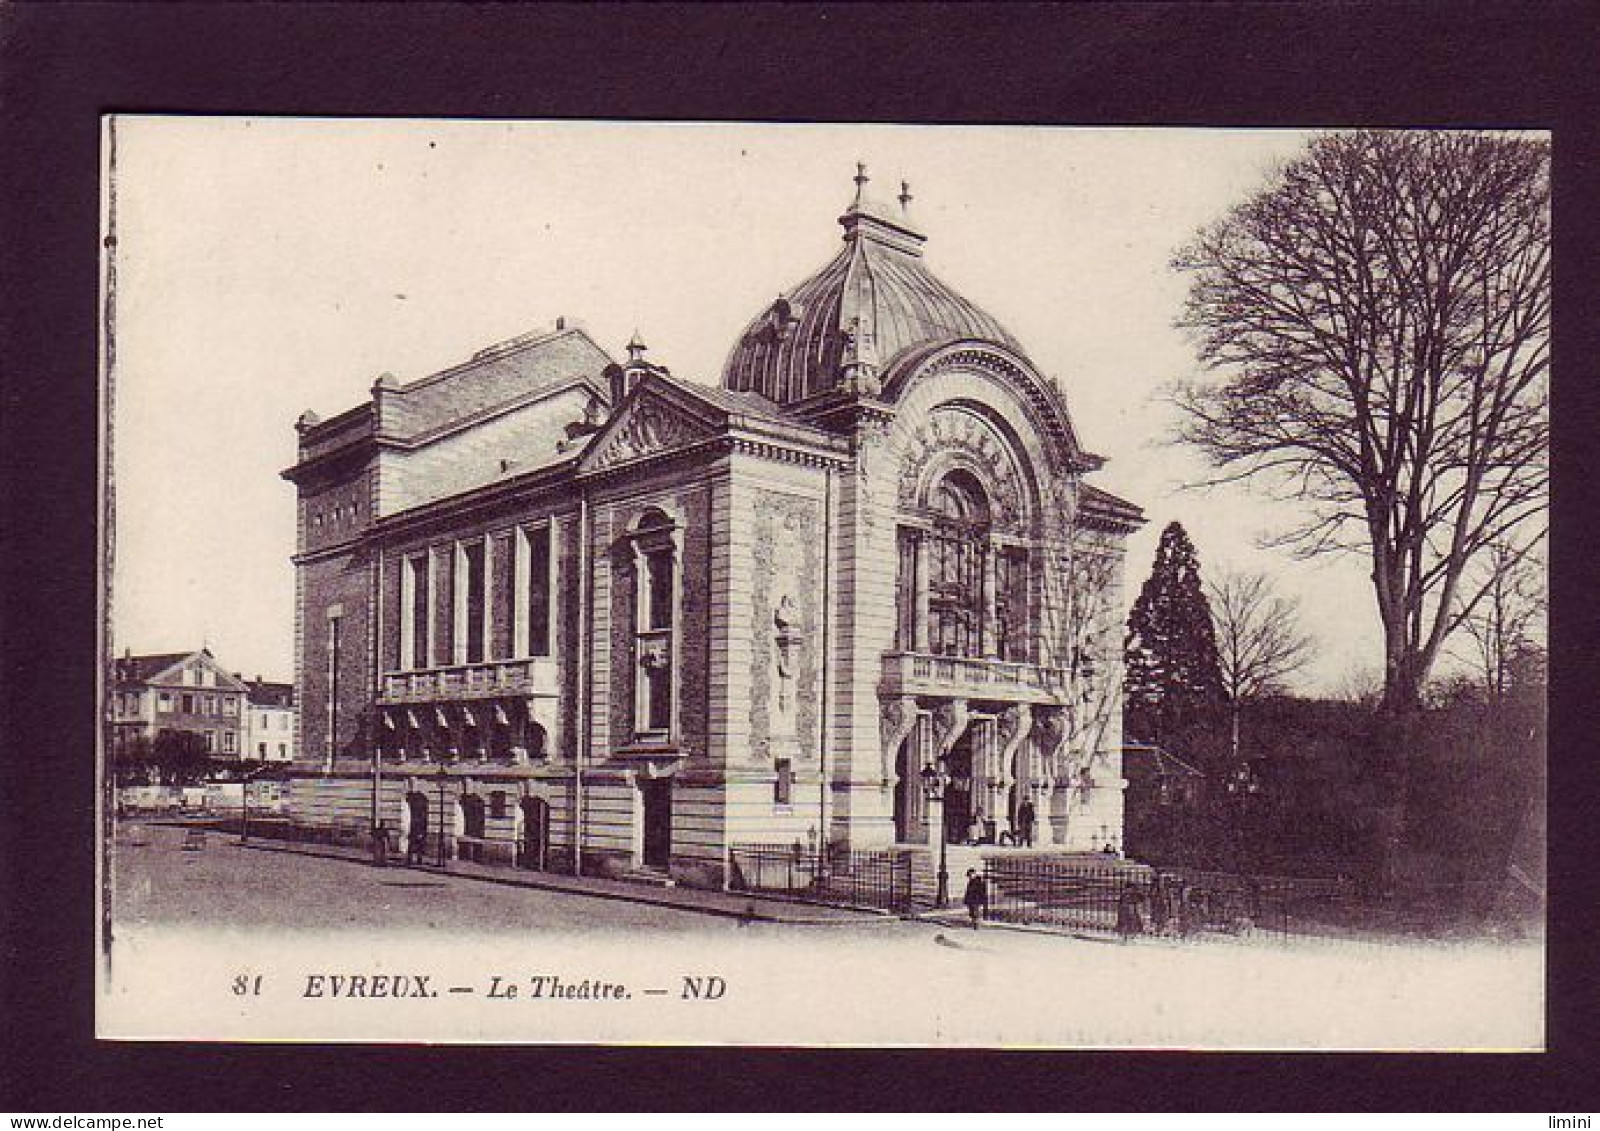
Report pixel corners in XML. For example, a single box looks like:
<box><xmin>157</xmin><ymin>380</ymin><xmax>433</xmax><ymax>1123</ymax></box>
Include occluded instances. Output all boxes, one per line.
<box><xmin>981</xmin><ymin>857</ymin><xmax>1357</xmax><ymax>939</ymax></box>
<box><xmin>728</xmin><ymin>843</ymin><xmax>913</xmax><ymax>914</ymax></box>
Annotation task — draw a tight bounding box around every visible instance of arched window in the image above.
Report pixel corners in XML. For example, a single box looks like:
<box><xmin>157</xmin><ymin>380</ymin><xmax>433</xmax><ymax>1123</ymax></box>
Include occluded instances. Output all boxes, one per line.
<box><xmin>929</xmin><ymin>471</ymin><xmax>989</xmax><ymax>658</ymax></box>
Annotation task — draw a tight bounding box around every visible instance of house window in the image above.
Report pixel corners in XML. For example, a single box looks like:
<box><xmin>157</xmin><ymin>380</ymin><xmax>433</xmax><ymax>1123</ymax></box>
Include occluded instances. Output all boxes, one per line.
<box><xmin>631</xmin><ymin>509</ymin><xmax>678</xmax><ymax>740</ymax></box>
<box><xmin>222</xmin><ymin>730</ymin><xmax>236</xmax><ymax>754</ymax></box>
<box><xmin>402</xmin><ymin>553</ymin><xmax>431</xmax><ymax>670</ymax></box>
<box><xmin>181</xmin><ymin>693</ymin><xmax>195</xmax><ymax>714</ymax></box>
<box><xmin>455</xmin><ymin>540</ymin><xmax>488</xmax><ymax>665</ymax></box>
<box><xmin>203</xmin><ymin>731</ymin><xmax>216</xmax><ymax>752</ymax></box>
<box><xmin>490</xmin><ymin>791</ymin><xmax>508</xmax><ymax>820</ymax></box>
<box><xmin>223</xmin><ymin>697</ymin><xmax>237</xmax><ymax>715</ymax></box>
<box><xmin>277</xmin><ymin>743</ymin><xmax>287</xmax><ymax>758</ymax></box>
<box><xmin>774</xmin><ymin>758</ymin><xmax>794</xmax><ymax>806</ymax></box>
<box><xmin>518</xmin><ymin>524</ymin><xmax>553</xmax><ymax>658</ymax></box>
<box><xmin>258</xmin><ymin>742</ymin><xmax>267</xmax><ymax>758</ymax></box>
<box><xmin>158</xmin><ymin>692</ymin><xmax>172</xmax><ymax>711</ymax></box>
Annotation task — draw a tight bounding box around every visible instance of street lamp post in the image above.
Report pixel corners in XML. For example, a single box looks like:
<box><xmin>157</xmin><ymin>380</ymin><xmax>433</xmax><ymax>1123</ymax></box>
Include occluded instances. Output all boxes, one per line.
<box><xmin>436</xmin><ymin>762</ymin><xmax>449</xmax><ymax>869</ymax></box>
<box><xmin>920</xmin><ymin>757</ymin><xmax>952</xmax><ymax>909</ymax></box>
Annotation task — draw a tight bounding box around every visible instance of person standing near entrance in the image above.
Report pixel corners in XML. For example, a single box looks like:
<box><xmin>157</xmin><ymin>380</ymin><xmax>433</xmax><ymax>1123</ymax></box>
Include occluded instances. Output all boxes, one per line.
<box><xmin>963</xmin><ymin>868</ymin><xmax>988</xmax><ymax>928</ymax></box>
<box><xmin>1017</xmin><ymin>798</ymin><xmax>1036</xmax><ymax>848</ymax></box>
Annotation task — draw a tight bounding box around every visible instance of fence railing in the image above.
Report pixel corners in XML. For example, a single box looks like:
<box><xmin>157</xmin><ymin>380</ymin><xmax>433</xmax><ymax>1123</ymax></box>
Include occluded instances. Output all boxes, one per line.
<box><xmin>982</xmin><ymin>857</ymin><xmax>1357</xmax><ymax>939</ymax></box>
<box><xmin>728</xmin><ymin>843</ymin><xmax>913</xmax><ymax>914</ymax></box>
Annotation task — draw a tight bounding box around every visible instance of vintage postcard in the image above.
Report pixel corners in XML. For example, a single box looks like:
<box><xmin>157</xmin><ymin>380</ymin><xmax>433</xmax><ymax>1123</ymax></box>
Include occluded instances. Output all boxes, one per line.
<box><xmin>98</xmin><ymin>117</ymin><xmax>1546</xmax><ymax>1048</ymax></box>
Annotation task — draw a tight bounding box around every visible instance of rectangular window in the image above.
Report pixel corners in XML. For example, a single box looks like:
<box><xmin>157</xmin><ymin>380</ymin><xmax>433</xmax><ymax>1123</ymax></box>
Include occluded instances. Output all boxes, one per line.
<box><xmin>404</xmin><ymin>554</ymin><xmax>430</xmax><ymax>670</ymax></box>
<box><xmin>181</xmin><ymin>693</ymin><xmax>195</xmax><ymax>714</ymax></box>
<box><xmin>158</xmin><ymin>692</ymin><xmax>172</xmax><ymax>711</ymax></box>
<box><xmin>774</xmin><ymin>759</ymin><xmax>793</xmax><ymax>806</ymax></box>
<box><xmin>223</xmin><ymin>697</ymin><xmax>237</xmax><ymax>715</ymax></box>
<box><xmin>203</xmin><ymin>731</ymin><xmax>216</xmax><ymax>752</ymax></box>
<box><xmin>646</xmin><ymin>549</ymin><xmax>674</xmax><ymax>630</ymax></box>
<box><xmin>896</xmin><ymin>528</ymin><xmax>919</xmax><ymax>650</ymax></box>
<box><xmin>258</xmin><ymin>742</ymin><xmax>267</xmax><ymax>757</ymax></box>
<box><xmin>490</xmin><ymin>790</ymin><xmax>508</xmax><ymax>820</ymax></box>
<box><xmin>222</xmin><ymin>730</ymin><xmax>236</xmax><ymax>753</ymax></box>
<box><xmin>327</xmin><ymin>613</ymin><xmax>342</xmax><ymax>760</ymax></box>
<box><xmin>277</xmin><ymin>743</ymin><xmax>287</xmax><ymax>758</ymax></box>
<box><xmin>526</xmin><ymin>525</ymin><xmax>552</xmax><ymax>657</ymax></box>
<box><xmin>462</xmin><ymin>540</ymin><xmax>487</xmax><ymax>664</ymax></box>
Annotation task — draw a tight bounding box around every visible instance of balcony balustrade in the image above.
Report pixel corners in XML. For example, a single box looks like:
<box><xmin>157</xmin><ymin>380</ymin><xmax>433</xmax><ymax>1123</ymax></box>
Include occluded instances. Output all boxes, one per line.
<box><xmin>378</xmin><ymin>657</ymin><xmax>559</xmax><ymax>703</ymax></box>
<box><xmin>880</xmin><ymin>651</ymin><xmax>1070</xmax><ymax>703</ymax></box>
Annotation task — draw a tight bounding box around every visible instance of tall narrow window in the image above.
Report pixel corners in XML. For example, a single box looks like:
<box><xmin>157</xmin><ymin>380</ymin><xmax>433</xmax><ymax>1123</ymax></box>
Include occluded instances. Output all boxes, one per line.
<box><xmin>462</xmin><ymin>541</ymin><xmax>487</xmax><ymax>664</ymax></box>
<box><xmin>995</xmin><ymin>546</ymin><xmax>1030</xmax><ymax>662</ymax></box>
<box><xmin>404</xmin><ymin>554</ymin><xmax>430</xmax><ymax>670</ymax></box>
<box><xmin>631</xmin><ymin>509</ymin><xmax>677</xmax><ymax>741</ymax></box>
<box><xmin>896</xmin><ymin>527</ymin><xmax>919</xmax><ymax>649</ymax></box>
<box><xmin>327</xmin><ymin>611</ymin><xmax>342</xmax><ymax>760</ymax></box>
<box><xmin>527</xmin><ymin>524</ymin><xmax>551</xmax><ymax>657</ymax></box>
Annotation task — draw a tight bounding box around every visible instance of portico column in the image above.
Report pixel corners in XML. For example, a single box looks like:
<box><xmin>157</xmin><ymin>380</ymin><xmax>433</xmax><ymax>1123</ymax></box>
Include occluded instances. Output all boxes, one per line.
<box><xmin>1032</xmin><ymin>709</ymin><xmax>1071</xmax><ymax>849</ymax></box>
<box><xmin>929</xmin><ymin>698</ymin><xmax>970</xmax><ymax>847</ymax></box>
<box><xmin>994</xmin><ymin>703</ymin><xmax>1032</xmax><ymax>841</ymax></box>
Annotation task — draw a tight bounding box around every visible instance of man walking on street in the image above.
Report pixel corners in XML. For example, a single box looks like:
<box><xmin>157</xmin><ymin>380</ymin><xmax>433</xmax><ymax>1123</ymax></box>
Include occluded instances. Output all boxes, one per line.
<box><xmin>963</xmin><ymin>868</ymin><xmax>989</xmax><ymax>929</ymax></box>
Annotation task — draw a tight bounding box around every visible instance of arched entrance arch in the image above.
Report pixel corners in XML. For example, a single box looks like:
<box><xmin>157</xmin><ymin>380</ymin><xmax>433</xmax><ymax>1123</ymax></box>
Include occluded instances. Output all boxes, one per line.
<box><xmin>516</xmin><ymin>795</ymin><xmax>551</xmax><ymax>871</ymax></box>
<box><xmin>456</xmin><ymin>793</ymin><xmax>486</xmax><ymax>863</ymax></box>
<box><xmin>401</xmin><ymin>791</ymin><xmax>429</xmax><ymax>864</ymax></box>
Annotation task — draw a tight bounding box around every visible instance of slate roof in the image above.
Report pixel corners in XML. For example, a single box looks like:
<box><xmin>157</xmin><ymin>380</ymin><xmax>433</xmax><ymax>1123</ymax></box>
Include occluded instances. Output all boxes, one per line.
<box><xmin>245</xmin><ymin>680</ymin><xmax>295</xmax><ymax>708</ymax></box>
<box><xmin>113</xmin><ymin>653</ymin><xmax>191</xmax><ymax>685</ymax></box>
<box><xmin>723</xmin><ymin>189</ymin><xmax>1021</xmax><ymax>404</ymax></box>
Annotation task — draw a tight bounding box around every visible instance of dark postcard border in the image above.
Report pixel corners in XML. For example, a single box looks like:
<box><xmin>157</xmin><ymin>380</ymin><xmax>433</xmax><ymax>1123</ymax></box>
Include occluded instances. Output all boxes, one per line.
<box><xmin>1</xmin><ymin>0</ymin><xmax>1597</xmax><ymax>1113</ymax></box>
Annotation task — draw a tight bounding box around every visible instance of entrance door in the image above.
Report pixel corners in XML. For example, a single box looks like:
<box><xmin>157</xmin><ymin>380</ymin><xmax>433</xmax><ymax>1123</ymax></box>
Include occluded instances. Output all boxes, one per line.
<box><xmin>943</xmin><ymin>737</ymin><xmax>974</xmax><ymax>845</ymax></box>
<box><xmin>640</xmin><ymin>777</ymin><xmax>672</xmax><ymax>868</ymax></box>
<box><xmin>459</xmin><ymin>795</ymin><xmax>486</xmax><ymax>862</ymax></box>
<box><xmin>519</xmin><ymin>796</ymin><xmax>549</xmax><ymax>871</ymax></box>
<box><xmin>404</xmin><ymin>792</ymin><xmax>429</xmax><ymax>861</ymax></box>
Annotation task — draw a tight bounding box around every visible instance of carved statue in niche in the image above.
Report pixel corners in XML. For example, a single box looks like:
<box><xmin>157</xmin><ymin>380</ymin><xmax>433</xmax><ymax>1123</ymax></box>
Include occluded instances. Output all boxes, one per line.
<box><xmin>749</xmin><ymin>497</ymin><xmax>819</xmax><ymax>759</ymax></box>
<box><xmin>772</xmin><ymin>594</ymin><xmax>803</xmax><ymax>722</ymax></box>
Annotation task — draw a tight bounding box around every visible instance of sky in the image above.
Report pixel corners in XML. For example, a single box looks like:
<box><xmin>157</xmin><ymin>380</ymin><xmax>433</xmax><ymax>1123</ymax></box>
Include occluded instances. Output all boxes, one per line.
<box><xmin>108</xmin><ymin>118</ymin><xmax>1389</xmax><ymax>692</ymax></box>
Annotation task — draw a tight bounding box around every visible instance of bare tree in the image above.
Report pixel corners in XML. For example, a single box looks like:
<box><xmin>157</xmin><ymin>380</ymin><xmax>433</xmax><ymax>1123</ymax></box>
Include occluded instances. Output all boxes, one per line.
<box><xmin>1173</xmin><ymin>131</ymin><xmax>1549</xmax><ymax>716</ymax></box>
<box><xmin>1454</xmin><ymin>537</ymin><xmax>1546</xmax><ymax>702</ymax></box>
<box><xmin>1207</xmin><ymin>569</ymin><xmax>1312</xmax><ymax>763</ymax></box>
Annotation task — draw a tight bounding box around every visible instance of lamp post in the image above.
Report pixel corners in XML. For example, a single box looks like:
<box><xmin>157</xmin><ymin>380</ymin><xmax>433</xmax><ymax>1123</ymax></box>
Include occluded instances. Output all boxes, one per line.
<box><xmin>920</xmin><ymin>757</ymin><xmax>952</xmax><ymax>908</ymax></box>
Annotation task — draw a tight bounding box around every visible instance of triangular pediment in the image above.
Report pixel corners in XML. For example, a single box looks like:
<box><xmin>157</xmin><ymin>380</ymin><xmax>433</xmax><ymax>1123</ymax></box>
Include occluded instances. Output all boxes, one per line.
<box><xmin>577</xmin><ymin>382</ymin><xmax>723</xmax><ymax>474</ymax></box>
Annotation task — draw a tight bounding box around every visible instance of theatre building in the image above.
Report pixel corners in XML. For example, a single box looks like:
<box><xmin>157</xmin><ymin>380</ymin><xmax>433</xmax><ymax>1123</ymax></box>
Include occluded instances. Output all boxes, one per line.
<box><xmin>283</xmin><ymin>173</ymin><xmax>1143</xmax><ymax>888</ymax></box>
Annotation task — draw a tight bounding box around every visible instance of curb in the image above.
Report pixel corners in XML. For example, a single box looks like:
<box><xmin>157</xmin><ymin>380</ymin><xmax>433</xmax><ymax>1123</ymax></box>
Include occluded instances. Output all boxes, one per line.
<box><xmin>229</xmin><ymin>837</ymin><xmax>891</xmax><ymax>927</ymax></box>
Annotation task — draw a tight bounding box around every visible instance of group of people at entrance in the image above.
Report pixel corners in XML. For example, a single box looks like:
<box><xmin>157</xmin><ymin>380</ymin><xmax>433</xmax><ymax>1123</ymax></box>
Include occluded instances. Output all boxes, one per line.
<box><xmin>965</xmin><ymin>797</ymin><xmax>1036</xmax><ymax>847</ymax></box>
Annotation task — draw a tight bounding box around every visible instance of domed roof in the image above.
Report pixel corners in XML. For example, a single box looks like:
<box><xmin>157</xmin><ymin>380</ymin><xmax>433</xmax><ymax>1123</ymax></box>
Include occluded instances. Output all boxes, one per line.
<box><xmin>722</xmin><ymin>169</ymin><xmax>1023</xmax><ymax>405</ymax></box>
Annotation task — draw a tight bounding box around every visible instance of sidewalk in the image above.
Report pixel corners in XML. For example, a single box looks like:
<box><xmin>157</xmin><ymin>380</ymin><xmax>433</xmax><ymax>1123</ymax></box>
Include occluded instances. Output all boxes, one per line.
<box><xmin>231</xmin><ymin>835</ymin><xmax>897</xmax><ymax>927</ymax></box>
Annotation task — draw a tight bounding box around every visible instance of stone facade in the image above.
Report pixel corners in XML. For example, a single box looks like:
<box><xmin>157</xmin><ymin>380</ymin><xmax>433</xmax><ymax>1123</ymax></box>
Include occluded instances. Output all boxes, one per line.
<box><xmin>282</xmin><ymin>176</ymin><xmax>1144</xmax><ymax>887</ymax></box>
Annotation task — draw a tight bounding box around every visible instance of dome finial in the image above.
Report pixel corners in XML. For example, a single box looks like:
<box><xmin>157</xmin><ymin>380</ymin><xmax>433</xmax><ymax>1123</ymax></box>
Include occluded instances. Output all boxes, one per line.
<box><xmin>626</xmin><ymin>329</ymin><xmax>648</xmax><ymax>362</ymax></box>
<box><xmin>852</xmin><ymin>161</ymin><xmax>869</xmax><ymax>207</ymax></box>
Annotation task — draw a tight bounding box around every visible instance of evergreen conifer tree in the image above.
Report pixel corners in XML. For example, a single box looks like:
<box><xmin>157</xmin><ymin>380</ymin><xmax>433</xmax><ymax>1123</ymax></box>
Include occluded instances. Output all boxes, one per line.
<box><xmin>1124</xmin><ymin>522</ymin><xmax>1226</xmax><ymax>748</ymax></box>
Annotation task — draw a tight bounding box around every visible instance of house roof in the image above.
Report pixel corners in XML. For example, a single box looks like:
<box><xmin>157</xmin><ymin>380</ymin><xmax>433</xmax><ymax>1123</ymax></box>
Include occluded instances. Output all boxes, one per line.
<box><xmin>1122</xmin><ymin>742</ymin><xmax>1205</xmax><ymax>780</ymax></box>
<box><xmin>244</xmin><ymin>680</ymin><xmax>295</xmax><ymax>707</ymax></box>
<box><xmin>113</xmin><ymin>652</ymin><xmax>192</xmax><ymax>684</ymax></box>
<box><xmin>113</xmin><ymin>649</ymin><xmax>248</xmax><ymax>692</ymax></box>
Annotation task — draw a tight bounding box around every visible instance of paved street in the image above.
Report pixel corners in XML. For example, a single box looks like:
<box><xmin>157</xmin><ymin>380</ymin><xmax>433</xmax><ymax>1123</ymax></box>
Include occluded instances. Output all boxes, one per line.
<box><xmin>110</xmin><ymin>819</ymin><xmax>921</xmax><ymax>936</ymax></box>
<box><xmin>105</xmin><ymin>820</ymin><xmax>1540</xmax><ymax>1048</ymax></box>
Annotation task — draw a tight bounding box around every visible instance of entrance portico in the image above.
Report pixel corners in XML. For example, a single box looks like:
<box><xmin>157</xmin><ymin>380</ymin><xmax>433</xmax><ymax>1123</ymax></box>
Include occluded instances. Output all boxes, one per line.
<box><xmin>885</xmin><ymin>684</ymin><xmax>1073</xmax><ymax>850</ymax></box>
